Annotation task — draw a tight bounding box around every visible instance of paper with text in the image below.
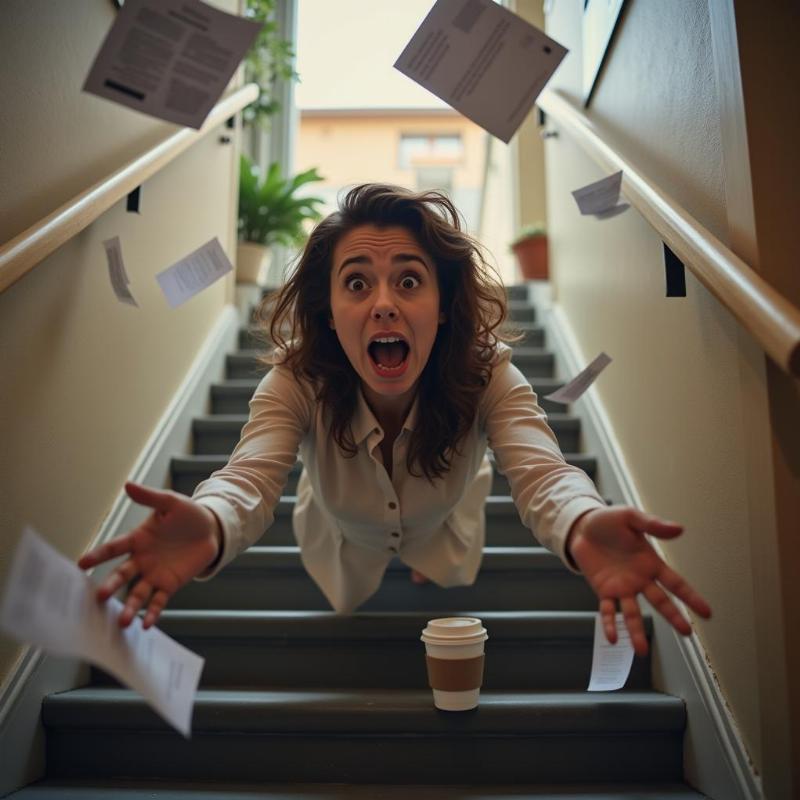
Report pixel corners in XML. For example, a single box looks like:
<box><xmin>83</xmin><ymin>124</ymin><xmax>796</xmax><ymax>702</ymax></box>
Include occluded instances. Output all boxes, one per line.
<box><xmin>544</xmin><ymin>352</ymin><xmax>612</xmax><ymax>405</ymax></box>
<box><xmin>588</xmin><ymin>612</ymin><xmax>634</xmax><ymax>691</ymax></box>
<box><xmin>156</xmin><ymin>237</ymin><xmax>232</xmax><ymax>308</ymax></box>
<box><xmin>394</xmin><ymin>0</ymin><xmax>568</xmax><ymax>143</ymax></box>
<box><xmin>103</xmin><ymin>236</ymin><xmax>139</xmax><ymax>307</ymax></box>
<box><xmin>572</xmin><ymin>170</ymin><xmax>629</xmax><ymax>218</ymax></box>
<box><xmin>0</xmin><ymin>526</ymin><xmax>204</xmax><ymax>737</ymax></box>
<box><xmin>83</xmin><ymin>0</ymin><xmax>261</xmax><ymax>129</ymax></box>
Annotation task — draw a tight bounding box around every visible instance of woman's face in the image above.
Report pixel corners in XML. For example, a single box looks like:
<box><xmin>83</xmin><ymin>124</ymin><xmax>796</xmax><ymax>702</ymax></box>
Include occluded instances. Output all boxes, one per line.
<box><xmin>329</xmin><ymin>224</ymin><xmax>444</xmax><ymax>415</ymax></box>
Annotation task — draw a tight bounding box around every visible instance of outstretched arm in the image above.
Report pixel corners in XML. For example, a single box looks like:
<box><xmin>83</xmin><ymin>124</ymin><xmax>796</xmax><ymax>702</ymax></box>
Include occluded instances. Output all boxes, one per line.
<box><xmin>566</xmin><ymin>507</ymin><xmax>712</xmax><ymax>656</ymax></box>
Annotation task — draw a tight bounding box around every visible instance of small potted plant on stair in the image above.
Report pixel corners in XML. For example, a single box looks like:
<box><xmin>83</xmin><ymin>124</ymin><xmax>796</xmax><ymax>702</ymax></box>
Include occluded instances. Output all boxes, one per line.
<box><xmin>237</xmin><ymin>154</ymin><xmax>325</xmax><ymax>284</ymax></box>
<box><xmin>510</xmin><ymin>222</ymin><xmax>548</xmax><ymax>281</ymax></box>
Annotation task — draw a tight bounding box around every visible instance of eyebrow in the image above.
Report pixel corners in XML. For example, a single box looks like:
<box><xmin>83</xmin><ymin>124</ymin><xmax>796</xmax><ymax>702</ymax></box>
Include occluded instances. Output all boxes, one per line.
<box><xmin>337</xmin><ymin>253</ymin><xmax>430</xmax><ymax>276</ymax></box>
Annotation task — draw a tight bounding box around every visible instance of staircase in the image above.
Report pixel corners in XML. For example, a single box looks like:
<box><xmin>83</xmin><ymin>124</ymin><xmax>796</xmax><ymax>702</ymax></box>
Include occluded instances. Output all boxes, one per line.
<box><xmin>10</xmin><ymin>286</ymin><xmax>706</xmax><ymax>799</ymax></box>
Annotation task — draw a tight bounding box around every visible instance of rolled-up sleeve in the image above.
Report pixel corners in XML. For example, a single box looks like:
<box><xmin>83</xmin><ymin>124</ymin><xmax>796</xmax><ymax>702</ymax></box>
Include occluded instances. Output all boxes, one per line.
<box><xmin>192</xmin><ymin>364</ymin><xmax>311</xmax><ymax>580</ymax></box>
<box><xmin>481</xmin><ymin>351</ymin><xmax>605</xmax><ymax>572</ymax></box>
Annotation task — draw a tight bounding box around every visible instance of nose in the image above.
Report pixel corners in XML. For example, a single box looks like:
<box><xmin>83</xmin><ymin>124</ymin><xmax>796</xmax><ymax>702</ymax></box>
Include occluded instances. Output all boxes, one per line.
<box><xmin>370</xmin><ymin>286</ymin><xmax>398</xmax><ymax>321</ymax></box>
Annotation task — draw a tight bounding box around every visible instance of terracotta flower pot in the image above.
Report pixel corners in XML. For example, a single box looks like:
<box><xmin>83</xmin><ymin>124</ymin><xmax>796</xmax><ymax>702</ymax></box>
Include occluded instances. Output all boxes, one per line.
<box><xmin>512</xmin><ymin>235</ymin><xmax>548</xmax><ymax>281</ymax></box>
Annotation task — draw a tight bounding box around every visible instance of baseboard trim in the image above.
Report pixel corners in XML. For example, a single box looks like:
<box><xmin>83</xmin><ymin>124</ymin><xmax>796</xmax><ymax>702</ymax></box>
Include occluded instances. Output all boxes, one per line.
<box><xmin>544</xmin><ymin>301</ymin><xmax>761</xmax><ymax>800</ymax></box>
<box><xmin>0</xmin><ymin>305</ymin><xmax>239</xmax><ymax>799</ymax></box>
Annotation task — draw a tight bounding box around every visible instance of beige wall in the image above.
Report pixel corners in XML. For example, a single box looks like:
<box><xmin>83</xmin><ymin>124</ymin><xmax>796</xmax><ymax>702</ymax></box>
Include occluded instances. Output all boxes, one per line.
<box><xmin>0</xmin><ymin>0</ymin><xmax>240</xmax><ymax>686</ymax></box>
<box><xmin>514</xmin><ymin>0</ymin><xmax>548</xmax><ymax>231</ymax></box>
<box><xmin>296</xmin><ymin>111</ymin><xmax>487</xmax><ymax>228</ymax></box>
<box><xmin>542</xmin><ymin>0</ymin><xmax>763</xmax><ymax>775</ymax></box>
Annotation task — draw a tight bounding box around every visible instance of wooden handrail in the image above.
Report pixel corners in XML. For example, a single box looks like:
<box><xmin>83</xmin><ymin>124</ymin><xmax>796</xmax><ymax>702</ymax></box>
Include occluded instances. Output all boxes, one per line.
<box><xmin>0</xmin><ymin>83</ymin><xmax>259</xmax><ymax>294</ymax></box>
<box><xmin>537</xmin><ymin>88</ymin><xmax>800</xmax><ymax>378</ymax></box>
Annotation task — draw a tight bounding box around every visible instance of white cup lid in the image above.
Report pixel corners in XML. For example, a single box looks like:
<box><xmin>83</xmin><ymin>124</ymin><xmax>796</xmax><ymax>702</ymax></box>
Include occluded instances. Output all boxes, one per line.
<box><xmin>421</xmin><ymin>616</ymin><xmax>487</xmax><ymax>643</ymax></box>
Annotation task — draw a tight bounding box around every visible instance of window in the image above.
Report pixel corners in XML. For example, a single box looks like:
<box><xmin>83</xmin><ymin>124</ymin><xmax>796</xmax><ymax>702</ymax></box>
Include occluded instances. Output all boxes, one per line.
<box><xmin>398</xmin><ymin>134</ymin><xmax>463</xmax><ymax>169</ymax></box>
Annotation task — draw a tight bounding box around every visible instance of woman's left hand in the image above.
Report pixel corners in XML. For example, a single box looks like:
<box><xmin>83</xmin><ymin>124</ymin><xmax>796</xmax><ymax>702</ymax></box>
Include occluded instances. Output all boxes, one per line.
<box><xmin>567</xmin><ymin>507</ymin><xmax>712</xmax><ymax>656</ymax></box>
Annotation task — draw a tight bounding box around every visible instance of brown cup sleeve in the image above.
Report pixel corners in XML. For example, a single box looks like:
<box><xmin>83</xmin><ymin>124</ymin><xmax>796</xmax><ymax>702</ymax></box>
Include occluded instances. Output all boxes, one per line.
<box><xmin>425</xmin><ymin>654</ymin><xmax>485</xmax><ymax>691</ymax></box>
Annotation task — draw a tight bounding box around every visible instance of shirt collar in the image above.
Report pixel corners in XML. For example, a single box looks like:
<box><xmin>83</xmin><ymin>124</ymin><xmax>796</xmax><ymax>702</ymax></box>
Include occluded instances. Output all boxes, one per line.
<box><xmin>352</xmin><ymin>388</ymin><xmax>419</xmax><ymax>445</ymax></box>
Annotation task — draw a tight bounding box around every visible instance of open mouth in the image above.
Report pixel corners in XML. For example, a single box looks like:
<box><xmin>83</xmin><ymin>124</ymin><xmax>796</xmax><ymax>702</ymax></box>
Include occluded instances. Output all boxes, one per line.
<box><xmin>367</xmin><ymin>336</ymin><xmax>410</xmax><ymax>376</ymax></box>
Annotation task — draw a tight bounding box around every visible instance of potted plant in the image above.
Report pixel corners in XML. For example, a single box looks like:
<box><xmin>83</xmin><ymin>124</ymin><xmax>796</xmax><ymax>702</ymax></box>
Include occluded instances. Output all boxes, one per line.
<box><xmin>510</xmin><ymin>222</ymin><xmax>548</xmax><ymax>281</ymax></box>
<box><xmin>237</xmin><ymin>155</ymin><xmax>325</xmax><ymax>284</ymax></box>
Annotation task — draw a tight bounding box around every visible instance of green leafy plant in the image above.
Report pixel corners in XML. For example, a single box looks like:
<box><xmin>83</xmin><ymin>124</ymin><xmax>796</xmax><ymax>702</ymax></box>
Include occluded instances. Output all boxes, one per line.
<box><xmin>238</xmin><ymin>155</ymin><xmax>326</xmax><ymax>248</ymax></box>
<box><xmin>242</xmin><ymin>0</ymin><xmax>298</xmax><ymax>128</ymax></box>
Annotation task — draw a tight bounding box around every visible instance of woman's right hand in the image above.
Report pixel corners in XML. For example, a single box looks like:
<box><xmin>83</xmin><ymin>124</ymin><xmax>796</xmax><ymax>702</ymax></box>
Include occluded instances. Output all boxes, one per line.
<box><xmin>77</xmin><ymin>482</ymin><xmax>221</xmax><ymax>629</ymax></box>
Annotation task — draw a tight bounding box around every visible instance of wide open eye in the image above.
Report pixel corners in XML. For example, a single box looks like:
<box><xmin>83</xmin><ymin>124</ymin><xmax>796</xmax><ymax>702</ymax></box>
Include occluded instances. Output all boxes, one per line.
<box><xmin>399</xmin><ymin>274</ymin><xmax>421</xmax><ymax>290</ymax></box>
<box><xmin>345</xmin><ymin>275</ymin><xmax>368</xmax><ymax>292</ymax></box>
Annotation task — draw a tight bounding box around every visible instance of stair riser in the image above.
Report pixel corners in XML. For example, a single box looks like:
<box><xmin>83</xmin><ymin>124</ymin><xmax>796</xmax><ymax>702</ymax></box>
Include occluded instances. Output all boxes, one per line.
<box><xmin>508</xmin><ymin>305</ymin><xmax>536</xmax><ymax>323</ymax></box>
<box><xmin>168</xmin><ymin>568</ymin><xmax>598</xmax><ymax>612</ymax></box>
<box><xmin>45</xmin><ymin>731</ymin><xmax>682</xmax><ymax>783</ymax></box>
<box><xmin>91</xmin><ymin>639</ymin><xmax>651</xmax><ymax>691</ymax></box>
<box><xmin>171</xmin><ymin>460</ymin><xmax>597</xmax><ymax>497</ymax></box>
<box><xmin>251</xmin><ymin>515</ymin><xmax>539</xmax><ymax>548</ymax></box>
<box><xmin>193</xmin><ymin>423</ymin><xmax>580</xmax><ymax>457</ymax></box>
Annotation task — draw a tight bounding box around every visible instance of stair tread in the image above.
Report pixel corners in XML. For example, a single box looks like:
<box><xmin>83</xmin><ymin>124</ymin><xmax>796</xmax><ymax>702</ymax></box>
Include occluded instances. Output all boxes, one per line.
<box><xmin>153</xmin><ymin>608</ymin><xmax>652</xmax><ymax>639</ymax></box>
<box><xmin>222</xmin><ymin>546</ymin><xmax>574</xmax><ymax>573</ymax></box>
<box><xmin>43</xmin><ymin>687</ymin><xmax>685</xmax><ymax>733</ymax></box>
<box><xmin>193</xmin><ymin>413</ymin><xmax>580</xmax><ymax>428</ymax></box>
<box><xmin>10</xmin><ymin>780</ymin><xmax>708</xmax><ymax>799</ymax></box>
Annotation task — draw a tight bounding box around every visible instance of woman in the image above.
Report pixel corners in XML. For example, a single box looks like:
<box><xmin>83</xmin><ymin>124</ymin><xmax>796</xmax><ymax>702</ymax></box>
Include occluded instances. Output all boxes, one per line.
<box><xmin>79</xmin><ymin>184</ymin><xmax>711</xmax><ymax>656</ymax></box>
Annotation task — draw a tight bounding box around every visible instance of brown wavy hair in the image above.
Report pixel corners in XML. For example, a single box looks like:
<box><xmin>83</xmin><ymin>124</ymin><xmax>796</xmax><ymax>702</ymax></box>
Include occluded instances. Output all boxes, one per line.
<box><xmin>256</xmin><ymin>183</ymin><xmax>520</xmax><ymax>482</ymax></box>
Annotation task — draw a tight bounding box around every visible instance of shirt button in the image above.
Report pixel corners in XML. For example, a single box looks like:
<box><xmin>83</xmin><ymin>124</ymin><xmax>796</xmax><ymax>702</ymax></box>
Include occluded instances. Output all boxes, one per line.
<box><xmin>388</xmin><ymin>545</ymin><xmax>398</xmax><ymax>553</ymax></box>
<box><xmin>388</xmin><ymin>501</ymin><xmax>397</xmax><ymax>510</ymax></box>
<box><xmin>390</xmin><ymin>531</ymin><xmax>400</xmax><ymax>538</ymax></box>
<box><xmin>374</xmin><ymin>428</ymin><xmax>380</xmax><ymax>435</ymax></box>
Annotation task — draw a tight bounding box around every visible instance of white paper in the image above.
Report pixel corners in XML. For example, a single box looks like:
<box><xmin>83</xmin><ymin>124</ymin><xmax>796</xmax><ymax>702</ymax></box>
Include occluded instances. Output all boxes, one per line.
<box><xmin>588</xmin><ymin>612</ymin><xmax>634</xmax><ymax>691</ymax></box>
<box><xmin>83</xmin><ymin>0</ymin><xmax>262</xmax><ymax>129</ymax></box>
<box><xmin>103</xmin><ymin>236</ymin><xmax>139</xmax><ymax>307</ymax></box>
<box><xmin>571</xmin><ymin>170</ymin><xmax>629</xmax><ymax>218</ymax></box>
<box><xmin>156</xmin><ymin>237</ymin><xmax>233</xmax><ymax>308</ymax></box>
<box><xmin>0</xmin><ymin>526</ymin><xmax>204</xmax><ymax>737</ymax></box>
<box><xmin>544</xmin><ymin>352</ymin><xmax>612</xmax><ymax>405</ymax></box>
<box><xmin>394</xmin><ymin>0</ymin><xmax>568</xmax><ymax>143</ymax></box>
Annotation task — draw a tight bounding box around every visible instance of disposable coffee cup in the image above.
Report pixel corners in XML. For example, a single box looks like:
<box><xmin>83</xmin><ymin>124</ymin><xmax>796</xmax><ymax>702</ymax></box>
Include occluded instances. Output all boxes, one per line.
<box><xmin>420</xmin><ymin>617</ymin><xmax>488</xmax><ymax>711</ymax></box>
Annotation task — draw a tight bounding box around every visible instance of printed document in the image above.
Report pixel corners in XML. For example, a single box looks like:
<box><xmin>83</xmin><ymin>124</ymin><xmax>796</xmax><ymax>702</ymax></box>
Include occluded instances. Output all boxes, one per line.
<box><xmin>572</xmin><ymin>170</ymin><xmax>629</xmax><ymax>218</ymax></box>
<box><xmin>156</xmin><ymin>237</ymin><xmax>233</xmax><ymax>308</ymax></box>
<box><xmin>83</xmin><ymin>0</ymin><xmax>261</xmax><ymax>128</ymax></box>
<box><xmin>103</xmin><ymin>236</ymin><xmax>139</xmax><ymax>307</ymax></box>
<box><xmin>588</xmin><ymin>612</ymin><xmax>634</xmax><ymax>691</ymax></box>
<box><xmin>0</xmin><ymin>526</ymin><xmax>204</xmax><ymax>737</ymax></box>
<box><xmin>395</xmin><ymin>0</ymin><xmax>568</xmax><ymax>143</ymax></box>
<box><xmin>544</xmin><ymin>352</ymin><xmax>612</xmax><ymax>405</ymax></box>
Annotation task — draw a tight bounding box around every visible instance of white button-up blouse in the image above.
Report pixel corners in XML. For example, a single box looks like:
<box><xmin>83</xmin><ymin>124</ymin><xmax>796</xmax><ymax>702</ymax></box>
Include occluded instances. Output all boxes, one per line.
<box><xmin>192</xmin><ymin>343</ymin><xmax>605</xmax><ymax>613</ymax></box>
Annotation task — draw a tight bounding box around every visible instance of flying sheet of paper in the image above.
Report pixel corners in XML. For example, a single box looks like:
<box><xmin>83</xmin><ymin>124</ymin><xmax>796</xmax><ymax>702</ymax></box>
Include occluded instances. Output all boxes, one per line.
<box><xmin>588</xmin><ymin>612</ymin><xmax>634</xmax><ymax>691</ymax></box>
<box><xmin>571</xmin><ymin>170</ymin><xmax>629</xmax><ymax>218</ymax></box>
<box><xmin>103</xmin><ymin>236</ymin><xmax>139</xmax><ymax>307</ymax></box>
<box><xmin>0</xmin><ymin>526</ymin><xmax>204</xmax><ymax>737</ymax></box>
<box><xmin>83</xmin><ymin>0</ymin><xmax>262</xmax><ymax>129</ymax></box>
<box><xmin>544</xmin><ymin>352</ymin><xmax>612</xmax><ymax>405</ymax></box>
<box><xmin>394</xmin><ymin>0</ymin><xmax>568</xmax><ymax>143</ymax></box>
<box><xmin>156</xmin><ymin>237</ymin><xmax>233</xmax><ymax>308</ymax></box>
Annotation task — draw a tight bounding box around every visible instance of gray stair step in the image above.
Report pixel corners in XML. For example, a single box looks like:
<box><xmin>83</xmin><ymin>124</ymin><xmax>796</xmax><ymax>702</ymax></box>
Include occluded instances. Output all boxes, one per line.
<box><xmin>192</xmin><ymin>412</ymin><xmax>580</xmax><ymax>456</ymax></box>
<box><xmin>506</xmin><ymin>284</ymin><xmax>528</xmax><ymax>301</ymax></box>
<box><xmin>240</xmin><ymin>321</ymin><xmax>547</xmax><ymax>351</ymax></box>
<box><xmin>210</xmin><ymin>374</ymin><xmax>568</xmax><ymax>416</ymax></box>
<box><xmin>167</xmin><ymin>546</ymin><xmax>598</xmax><ymax>612</ymax></box>
<box><xmin>261</xmin><ymin>495</ymin><xmax>537</xmax><ymax>548</ymax></box>
<box><xmin>90</xmin><ymin>610</ymin><xmax>651</xmax><ymax>691</ymax></box>
<box><xmin>42</xmin><ymin>688</ymin><xmax>685</xmax><ymax>784</ymax></box>
<box><xmin>507</xmin><ymin>299</ymin><xmax>536</xmax><ymax>322</ymax></box>
<box><xmin>170</xmin><ymin>453</ymin><xmax>598</xmax><ymax>497</ymax></box>
<box><xmin>6</xmin><ymin>781</ymin><xmax>710</xmax><ymax>799</ymax></box>
<box><xmin>226</xmin><ymin>346</ymin><xmax>554</xmax><ymax>380</ymax></box>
